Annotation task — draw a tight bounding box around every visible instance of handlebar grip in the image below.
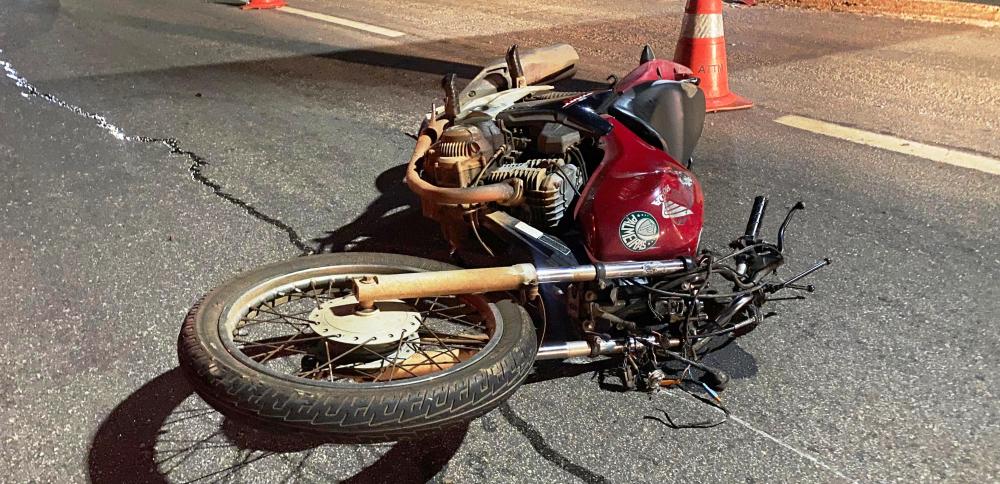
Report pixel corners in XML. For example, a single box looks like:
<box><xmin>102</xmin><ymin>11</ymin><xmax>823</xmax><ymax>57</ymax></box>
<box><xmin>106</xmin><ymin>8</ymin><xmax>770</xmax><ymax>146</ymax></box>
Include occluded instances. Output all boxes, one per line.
<box><xmin>744</xmin><ymin>196</ymin><xmax>768</xmax><ymax>239</ymax></box>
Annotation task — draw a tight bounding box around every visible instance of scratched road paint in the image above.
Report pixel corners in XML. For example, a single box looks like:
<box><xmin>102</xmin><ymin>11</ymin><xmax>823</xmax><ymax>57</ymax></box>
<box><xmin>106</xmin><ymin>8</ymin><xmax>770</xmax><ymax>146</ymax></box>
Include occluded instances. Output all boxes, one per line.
<box><xmin>728</xmin><ymin>415</ymin><xmax>859</xmax><ymax>484</ymax></box>
<box><xmin>662</xmin><ymin>390</ymin><xmax>859</xmax><ymax>483</ymax></box>
<box><xmin>278</xmin><ymin>7</ymin><xmax>406</xmax><ymax>38</ymax></box>
<box><xmin>775</xmin><ymin>115</ymin><xmax>1000</xmax><ymax>176</ymax></box>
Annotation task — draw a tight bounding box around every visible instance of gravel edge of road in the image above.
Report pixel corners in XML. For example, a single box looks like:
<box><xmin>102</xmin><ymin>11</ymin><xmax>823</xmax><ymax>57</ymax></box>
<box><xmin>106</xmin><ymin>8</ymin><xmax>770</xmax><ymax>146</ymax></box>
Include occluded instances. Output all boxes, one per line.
<box><xmin>755</xmin><ymin>0</ymin><xmax>1000</xmax><ymax>26</ymax></box>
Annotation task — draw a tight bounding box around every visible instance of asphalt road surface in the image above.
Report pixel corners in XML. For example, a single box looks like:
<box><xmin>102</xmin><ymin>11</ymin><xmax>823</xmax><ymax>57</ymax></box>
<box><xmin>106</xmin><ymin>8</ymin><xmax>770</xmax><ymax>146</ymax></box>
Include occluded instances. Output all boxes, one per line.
<box><xmin>2</xmin><ymin>1</ymin><xmax>999</xmax><ymax>482</ymax></box>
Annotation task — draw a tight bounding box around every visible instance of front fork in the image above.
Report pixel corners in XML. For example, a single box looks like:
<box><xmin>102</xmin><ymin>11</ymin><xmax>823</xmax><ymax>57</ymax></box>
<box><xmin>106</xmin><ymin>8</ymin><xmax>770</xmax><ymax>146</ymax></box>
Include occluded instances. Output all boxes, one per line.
<box><xmin>352</xmin><ymin>259</ymin><xmax>693</xmax><ymax>309</ymax></box>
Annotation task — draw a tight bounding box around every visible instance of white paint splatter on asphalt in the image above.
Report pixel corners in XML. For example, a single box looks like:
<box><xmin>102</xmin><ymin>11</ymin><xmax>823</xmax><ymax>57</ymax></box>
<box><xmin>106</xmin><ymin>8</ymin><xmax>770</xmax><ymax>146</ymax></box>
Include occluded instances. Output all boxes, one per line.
<box><xmin>0</xmin><ymin>48</ymin><xmax>312</xmax><ymax>253</ymax></box>
<box><xmin>1</xmin><ymin>49</ymin><xmax>128</xmax><ymax>141</ymax></box>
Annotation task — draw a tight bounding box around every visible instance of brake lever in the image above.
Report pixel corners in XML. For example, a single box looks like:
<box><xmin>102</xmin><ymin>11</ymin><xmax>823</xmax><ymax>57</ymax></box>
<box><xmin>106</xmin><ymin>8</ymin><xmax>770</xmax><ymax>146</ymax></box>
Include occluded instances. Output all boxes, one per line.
<box><xmin>777</xmin><ymin>201</ymin><xmax>805</xmax><ymax>252</ymax></box>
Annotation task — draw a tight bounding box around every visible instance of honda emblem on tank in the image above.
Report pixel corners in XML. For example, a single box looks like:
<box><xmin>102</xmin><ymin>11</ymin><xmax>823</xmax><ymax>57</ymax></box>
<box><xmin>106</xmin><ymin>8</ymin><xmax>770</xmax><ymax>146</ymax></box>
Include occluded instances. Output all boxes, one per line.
<box><xmin>619</xmin><ymin>211</ymin><xmax>660</xmax><ymax>252</ymax></box>
<box><xmin>661</xmin><ymin>200</ymin><xmax>693</xmax><ymax>219</ymax></box>
<box><xmin>653</xmin><ymin>190</ymin><xmax>693</xmax><ymax>219</ymax></box>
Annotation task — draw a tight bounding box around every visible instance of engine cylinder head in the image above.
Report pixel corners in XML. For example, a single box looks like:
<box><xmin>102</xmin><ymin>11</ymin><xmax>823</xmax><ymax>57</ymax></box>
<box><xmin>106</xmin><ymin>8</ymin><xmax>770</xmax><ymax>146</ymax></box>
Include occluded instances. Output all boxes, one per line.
<box><xmin>483</xmin><ymin>158</ymin><xmax>582</xmax><ymax>228</ymax></box>
<box><xmin>424</xmin><ymin>124</ymin><xmax>495</xmax><ymax>188</ymax></box>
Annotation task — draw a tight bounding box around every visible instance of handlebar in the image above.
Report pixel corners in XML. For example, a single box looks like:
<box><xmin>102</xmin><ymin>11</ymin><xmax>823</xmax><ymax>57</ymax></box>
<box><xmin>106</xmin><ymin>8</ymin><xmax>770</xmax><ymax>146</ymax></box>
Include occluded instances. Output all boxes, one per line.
<box><xmin>744</xmin><ymin>195</ymin><xmax>768</xmax><ymax>240</ymax></box>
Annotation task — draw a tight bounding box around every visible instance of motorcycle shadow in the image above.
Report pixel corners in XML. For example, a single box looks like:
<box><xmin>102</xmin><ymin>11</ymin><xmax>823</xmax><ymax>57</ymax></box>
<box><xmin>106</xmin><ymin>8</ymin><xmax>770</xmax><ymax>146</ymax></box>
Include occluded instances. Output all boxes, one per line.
<box><xmin>86</xmin><ymin>351</ymin><xmax>758</xmax><ymax>482</ymax></box>
<box><xmin>529</xmin><ymin>358</ymin><xmax>632</xmax><ymax>392</ymax></box>
<box><xmin>311</xmin><ymin>163</ymin><xmax>454</xmax><ymax>262</ymax></box>
<box><xmin>309</xmin><ymin>162</ymin><xmax>529</xmax><ymax>270</ymax></box>
<box><xmin>87</xmin><ymin>368</ymin><xmax>466</xmax><ymax>484</ymax></box>
<box><xmin>526</xmin><ymin>341</ymin><xmax>758</xmax><ymax>392</ymax></box>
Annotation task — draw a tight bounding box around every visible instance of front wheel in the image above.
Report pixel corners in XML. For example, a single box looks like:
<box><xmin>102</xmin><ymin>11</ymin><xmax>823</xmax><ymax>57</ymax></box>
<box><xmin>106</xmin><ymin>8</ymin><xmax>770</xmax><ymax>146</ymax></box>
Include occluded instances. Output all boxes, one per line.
<box><xmin>178</xmin><ymin>253</ymin><xmax>537</xmax><ymax>442</ymax></box>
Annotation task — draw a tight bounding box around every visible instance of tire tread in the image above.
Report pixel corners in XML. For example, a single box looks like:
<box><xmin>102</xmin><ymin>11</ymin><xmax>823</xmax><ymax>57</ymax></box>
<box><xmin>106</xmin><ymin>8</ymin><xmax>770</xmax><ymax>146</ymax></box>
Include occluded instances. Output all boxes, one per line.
<box><xmin>177</xmin><ymin>253</ymin><xmax>536</xmax><ymax>442</ymax></box>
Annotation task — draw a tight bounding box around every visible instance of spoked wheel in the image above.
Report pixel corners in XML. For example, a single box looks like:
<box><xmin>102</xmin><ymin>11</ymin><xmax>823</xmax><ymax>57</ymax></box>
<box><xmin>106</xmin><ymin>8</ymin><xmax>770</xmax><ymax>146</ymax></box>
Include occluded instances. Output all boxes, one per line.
<box><xmin>178</xmin><ymin>253</ymin><xmax>537</xmax><ymax>442</ymax></box>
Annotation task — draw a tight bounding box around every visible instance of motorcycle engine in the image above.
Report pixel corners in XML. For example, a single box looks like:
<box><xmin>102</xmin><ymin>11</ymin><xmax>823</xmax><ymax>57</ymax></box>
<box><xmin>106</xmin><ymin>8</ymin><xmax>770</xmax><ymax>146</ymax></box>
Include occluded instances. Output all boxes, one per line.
<box><xmin>421</xmin><ymin>119</ymin><xmax>587</xmax><ymax>251</ymax></box>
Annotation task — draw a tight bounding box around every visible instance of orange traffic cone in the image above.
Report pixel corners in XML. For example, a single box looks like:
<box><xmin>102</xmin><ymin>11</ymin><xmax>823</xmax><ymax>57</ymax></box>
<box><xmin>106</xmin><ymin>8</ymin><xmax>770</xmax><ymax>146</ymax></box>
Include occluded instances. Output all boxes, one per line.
<box><xmin>673</xmin><ymin>0</ymin><xmax>752</xmax><ymax>112</ymax></box>
<box><xmin>242</xmin><ymin>0</ymin><xmax>286</xmax><ymax>10</ymax></box>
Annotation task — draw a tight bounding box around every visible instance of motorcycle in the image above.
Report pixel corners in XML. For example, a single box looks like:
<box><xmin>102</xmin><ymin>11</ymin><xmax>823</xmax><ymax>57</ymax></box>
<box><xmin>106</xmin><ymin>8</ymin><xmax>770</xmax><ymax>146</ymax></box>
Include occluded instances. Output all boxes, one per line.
<box><xmin>178</xmin><ymin>44</ymin><xmax>829</xmax><ymax>441</ymax></box>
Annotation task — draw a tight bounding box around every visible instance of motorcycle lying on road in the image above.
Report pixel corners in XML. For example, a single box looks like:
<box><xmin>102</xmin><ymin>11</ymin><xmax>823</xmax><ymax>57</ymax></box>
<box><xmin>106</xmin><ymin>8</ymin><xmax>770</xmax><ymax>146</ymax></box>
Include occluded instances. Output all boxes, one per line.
<box><xmin>178</xmin><ymin>44</ymin><xmax>829</xmax><ymax>441</ymax></box>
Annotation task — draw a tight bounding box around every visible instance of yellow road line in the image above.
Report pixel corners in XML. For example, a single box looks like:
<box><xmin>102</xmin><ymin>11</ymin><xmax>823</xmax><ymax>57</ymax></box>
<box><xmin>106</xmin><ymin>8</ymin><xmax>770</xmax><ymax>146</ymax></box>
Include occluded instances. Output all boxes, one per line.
<box><xmin>279</xmin><ymin>6</ymin><xmax>406</xmax><ymax>38</ymax></box>
<box><xmin>775</xmin><ymin>115</ymin><xmax>1000</xmax><ymax>176</ymax></box>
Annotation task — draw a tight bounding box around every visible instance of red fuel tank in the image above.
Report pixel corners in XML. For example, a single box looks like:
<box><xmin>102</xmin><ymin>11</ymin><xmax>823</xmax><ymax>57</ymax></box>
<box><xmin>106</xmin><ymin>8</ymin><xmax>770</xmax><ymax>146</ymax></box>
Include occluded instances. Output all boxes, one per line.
<box><xmin>575</xmin><ymin>117</ymin><xmax>703</xmax><ymax>262</ymax></box>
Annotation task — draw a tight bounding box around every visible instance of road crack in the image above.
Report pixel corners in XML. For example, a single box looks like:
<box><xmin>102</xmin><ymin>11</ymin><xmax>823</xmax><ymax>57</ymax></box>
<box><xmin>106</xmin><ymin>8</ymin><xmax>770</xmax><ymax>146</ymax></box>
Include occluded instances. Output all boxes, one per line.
<box><xmin>1</xmin><ymin>49</ymin><xmax>313</xmax><ymax>254</ymax></box>
<box><xmin>131</xmin><ymin>135</ymin><xmax>312</xmax><ymax>253</ymax></box>
<box><xmin>498</xmin><ymin>403</ymin><xmax>609</xmax><ymax>484</ymax></box>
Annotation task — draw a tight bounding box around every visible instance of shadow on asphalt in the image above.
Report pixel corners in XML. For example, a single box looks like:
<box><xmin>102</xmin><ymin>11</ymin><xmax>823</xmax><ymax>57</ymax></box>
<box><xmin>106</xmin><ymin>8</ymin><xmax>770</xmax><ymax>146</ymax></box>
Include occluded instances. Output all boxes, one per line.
<box><xmin>84</xmin><ymin>366</ymin><xmax>626</xmax><ymax>483</ymax></box>
<box><xmin>85</xmin><ymin>323</ymin><xmax>755</xmax><ymax>482</ymax></box>
<box><xmin>45</xmin><ymin>9</ymin><xmax>974</xmax><ymax>98</ymax></box>
<box><xmin>529</xmin><ymin>358</ymin><xmax>631</xmax><ymax>392</ymax></box>
<box><xmin>309</xmin><ymin>163</ymin><xmax>550</xmax><ymax>266</ymax></box>
<box><xmin>85</xmin><ymin>367</ymin><xmax>614</xmax><ymax>483</ymax></box>
<box><xmin>87</xmin><ymin>368</ymin><xmax>469</xmax><ymax>483</ymax></box>
<box><xmin>55</xmin><ymin>14</ymin><xmax>619</xmax><ymax>95</ymax></box>
<box><xmin>86</xmin><ymin>353</ymin><xmax>758</xmax><ymax>482</ymax></box>
<box><xmin>311</xmin><ymin>163</ymin><xmax>454</xmax><ymax>260</ymax></box>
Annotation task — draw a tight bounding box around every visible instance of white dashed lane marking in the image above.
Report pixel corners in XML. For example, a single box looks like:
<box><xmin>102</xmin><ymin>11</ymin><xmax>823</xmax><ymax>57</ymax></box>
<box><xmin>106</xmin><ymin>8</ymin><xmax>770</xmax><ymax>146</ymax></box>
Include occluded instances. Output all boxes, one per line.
<box><xmin>775</xmin><ymin>115</ymin><xmax>1000</xmax><ymax>176</ymax></box>
<box><xmin>278</xmin><ymin>7</ymin><xmax>406</xmax><ymax>38</ymax></box>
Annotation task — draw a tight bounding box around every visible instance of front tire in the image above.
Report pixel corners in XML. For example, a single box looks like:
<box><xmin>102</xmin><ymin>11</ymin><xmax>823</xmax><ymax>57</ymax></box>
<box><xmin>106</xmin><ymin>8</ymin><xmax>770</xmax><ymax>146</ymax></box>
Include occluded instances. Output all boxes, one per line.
<box><xmin>178</xmin><ymin>253</ymin><xmax>537</xmax><ymax>442</ymax></box>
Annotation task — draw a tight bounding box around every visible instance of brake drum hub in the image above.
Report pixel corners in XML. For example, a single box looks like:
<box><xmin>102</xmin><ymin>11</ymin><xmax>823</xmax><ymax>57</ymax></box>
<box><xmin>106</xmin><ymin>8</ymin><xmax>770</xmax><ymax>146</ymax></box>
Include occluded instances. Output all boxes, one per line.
<box><xmin>307</xmin><ymin>295</ymin><xmax>420</xmax><ymax>345</ymax></box>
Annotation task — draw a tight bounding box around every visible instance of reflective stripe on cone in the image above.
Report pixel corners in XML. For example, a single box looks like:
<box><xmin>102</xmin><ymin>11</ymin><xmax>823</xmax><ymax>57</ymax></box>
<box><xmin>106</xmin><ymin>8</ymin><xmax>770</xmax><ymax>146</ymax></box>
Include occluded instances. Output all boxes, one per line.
<box><xmin>680</xmin><ymin>13</ymin><xmax>725</xmax><ymax>39</ymax></box>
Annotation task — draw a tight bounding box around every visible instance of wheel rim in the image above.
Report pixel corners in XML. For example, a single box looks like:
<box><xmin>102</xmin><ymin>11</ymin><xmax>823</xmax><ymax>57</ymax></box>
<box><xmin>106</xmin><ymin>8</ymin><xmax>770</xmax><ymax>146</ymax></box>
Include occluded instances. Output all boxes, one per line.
<box><xmin>218</xmin><ymin>264</ymin><xmax>503</xmax><ymax>389</ymax></box>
